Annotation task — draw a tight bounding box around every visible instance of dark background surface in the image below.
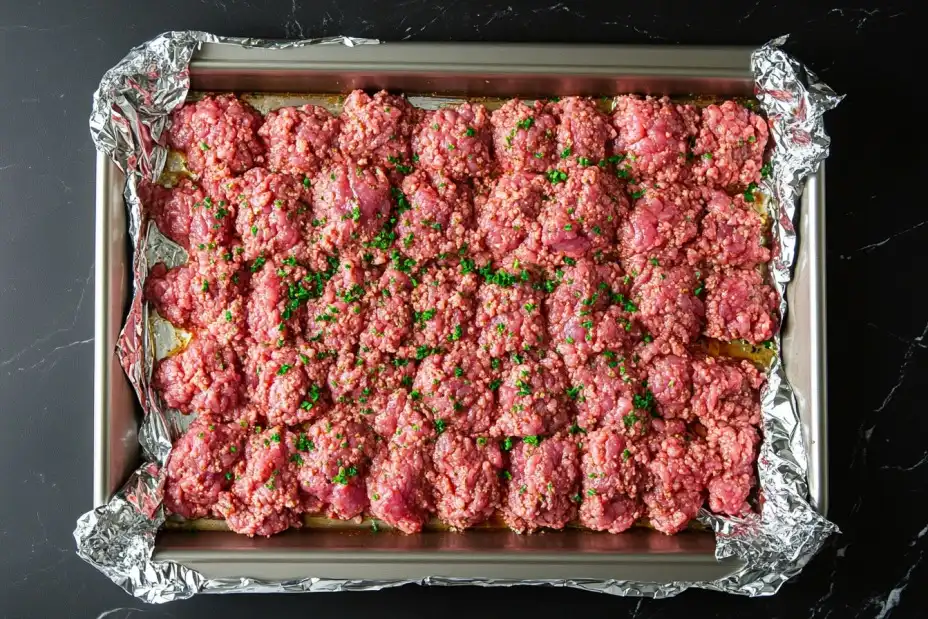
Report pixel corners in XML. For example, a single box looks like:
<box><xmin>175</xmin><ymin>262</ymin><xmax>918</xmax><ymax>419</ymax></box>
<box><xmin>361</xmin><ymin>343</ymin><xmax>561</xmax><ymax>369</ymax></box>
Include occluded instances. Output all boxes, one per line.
<box><xmin>1</xmin><ymin>0</ymin><xmax>925</xmax><ymax>617</ymax></box>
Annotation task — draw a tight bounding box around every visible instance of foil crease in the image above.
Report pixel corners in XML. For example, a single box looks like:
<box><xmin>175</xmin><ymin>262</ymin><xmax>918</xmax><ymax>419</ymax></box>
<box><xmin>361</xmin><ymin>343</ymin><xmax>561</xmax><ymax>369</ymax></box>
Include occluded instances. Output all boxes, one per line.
<box><xmin>76</xmin><ymin>31</ymin><xmax>841</xmax><ymax>603</ymax></box>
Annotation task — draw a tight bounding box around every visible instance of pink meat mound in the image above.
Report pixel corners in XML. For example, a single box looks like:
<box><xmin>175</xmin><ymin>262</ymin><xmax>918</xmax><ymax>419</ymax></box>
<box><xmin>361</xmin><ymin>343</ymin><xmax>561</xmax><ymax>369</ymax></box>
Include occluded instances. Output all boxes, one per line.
<box><xmin>372</xmin><ymin>389</ymin><xmax>435</xmax><ymax>448</ymax></box>
<box><xmin>413</xmin><ymin>103</ymin><xmax>493</xmax><ymax>180</ymax></box>
<box><xmin>475</xmin><ymin>172</ymin><xmax>546</xmax><ymax>265</ymax></box>
<box><xmin>141</xmin><ymin>178</ymin><xmax>236</xmax><ymax>252</ymax></box>
<box><xmin>691</xmin><ymin>100</ymin><xmax>768</xmax><ymax>190</ymax></box>
<box><xmin>368</xmin><ymin>445</ymin><xmax>434</xmax><ymax>534</ymax></box>
<box><xmin>502</xmin><ymin>436</ymin><xmax>581</xmax><ymax>533</ymax></box>
<box><xmin>338</xmin><ymin>89</ymin><xmax>416</xmax><ymax>168</ymax></box>
<box><xmin>397</xmin><ymin>171</ymin><xmax>473</xmax><ymax>262</ymax></box>
<box><xmin>246</xmin><ymin>256</ymin><xmax>309</xmax><ymax>346</ymax></box>
<box><xmin>703</xmin><ymin>418</ymin><xmax>759</xmax><ymax>516</ymax></box>
<box><xmin>152</xmin><ymin>335</ymin><xmax>243</xmax><ymax>419</ymax></box>
<box><xmin>429</xmin><ymin>432</ymin><xmax>504</xmax><ymax>530</ymax></box>
<box><xmin>215</xmin><ymin>426</ymin><xmax>304</xmax><ymax>537</ymax></box>
<box><xmin>294</xmin><ymin>412</ymin><xmax>376</xmax><ymax>520</ymax></box>
<box><xmin>410</xmin><ymin>267</ymin><xmax>479</xmax><ymax>348</ymax></box>
<box><xmin>645</xmin><ymin>354</ymin><xmax>693</xmax><ymax>420</ymax></box>
<box><xmin>568</xmin><ymin>352</ymin><xmax>641</xmax><ymax>432</ymax></box>
<box><xmin>167</xmin><ymin>94</ymin><xmax>265</xmax><ymax>177</ymax></box>
<box><xmin>258</xmin><ymin>104</ymin><xmax>340</xmax><ymax>176</ymax></box>
<box><xmin>490</xmin><ymin>99</ymin><xmax>559</xmax><ymax>173</ymax></box>
<box><xmin>359</xmin><ymin>267</ymin><xmax>413</xmax><ymax>354</ymax></box>
<box><xmin>327</xmin><ymin>349</ymin><xmax>418</xmax><ymax>417</ymax></box>
<box><xmin>643</xmin><ymin>427</ymin><xmax>706</xmax><ymax>535</ymax></box>
<box><xmin>413</xmin><ymin>340</ymin><xmax>495</xmax><ymax>435</ymax></box>
<box><xmin>580</xmin><ymin>429</ymin><xmax>648</xmax><ymax>533</ymax></box>
<box><xmin>163</xmin><ymin>417</ymin><xmax>246</xmax><ymax>519</ymax></box>
<box><xmin>245</xmin><ymin>345</ymin><xmax>330</xmax><ymax>426</ymax></box>
<box><xmin>475</xmin><ymin>281</ymin><xmax>546</xmax><ymax>357</ymax></box>
<box><xmin>234</xmin><ymin>167</ymin><xmax>311</xmax><ymax>261</ymax></box>
<box><xmin>311</xmin><ymin>161</ymin><xmax>392</xmax><ymax>252</ymax></box>
<box><xmin>618</xmin><ymin>183</ymin><xmax>703</xmax><ymax>266</ymax></box>
<box><xmin>541</xmin><ymin>165</ymin><xmax>628</xmax><ymax>259</ymax></box>
<box><xmin>611</xmin><ymin>96</ymin><xmax>700</xmax><ymax>184</ymax></box>
<box><xmin>698</xmin><ymin>189</ymin><xmax>770</xmax><ymax>267</ymax></box>
<box><xmin>630</xmin><ymin>263</ymin><xmax>705</xmax><ymax>352</ymax></box>
<box><xmin>303</xmin><ymin>256</ymin><xmax>368</xmax><ymax>352</ymax></box>
<box><xmin>493</xmin><ymin>353</ymin><xmax>571</xmax><ymax>438</ymax></box>
<box><xmin>691</xmin><ymin>356</ymin><xmax>764</xmax><ymax>426</ymax></box>
<box><xmin>703</xmin><ymin>267</ymin><xmax>778</xmax><ymax>344</ymax></box>
<box><xmin>551</xmin><ymin>97</ymin><xmax>616</xmax><ymax>165</ymax></box>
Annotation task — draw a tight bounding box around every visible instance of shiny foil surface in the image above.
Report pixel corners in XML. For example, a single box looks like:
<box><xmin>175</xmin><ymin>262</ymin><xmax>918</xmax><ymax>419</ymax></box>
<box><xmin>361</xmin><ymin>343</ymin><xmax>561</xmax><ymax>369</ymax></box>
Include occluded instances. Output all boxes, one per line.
<box><xmin>75</xmin><ymin>31</ymin><xmax>841</xmax><ymax>602</ymax></box>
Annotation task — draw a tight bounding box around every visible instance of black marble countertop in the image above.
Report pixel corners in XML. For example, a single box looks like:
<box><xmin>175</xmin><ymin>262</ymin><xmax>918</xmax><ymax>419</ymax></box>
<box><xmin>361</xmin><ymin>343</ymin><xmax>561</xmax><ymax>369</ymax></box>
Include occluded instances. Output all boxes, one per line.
<box><xmin>1</xmin><ymin>1</ymin><xmax>924</xmax><ymax>617</ymax></box>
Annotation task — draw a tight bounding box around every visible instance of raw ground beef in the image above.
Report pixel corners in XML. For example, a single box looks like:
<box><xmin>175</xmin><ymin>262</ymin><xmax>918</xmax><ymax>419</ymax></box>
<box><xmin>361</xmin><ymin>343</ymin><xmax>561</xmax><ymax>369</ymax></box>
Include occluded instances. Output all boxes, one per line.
<box><xmin>259</xmin><ymin>104</ymin><xmax>340</xmax><ymax>176</ymax></box>
<box><xmin>630</xmin><ymin>263</ymin><xmax>705</xmax><ymax>353</ymax></box>
<box><xmin>703</xmin><ymin>267</ymin><xmax>778</xmax><ymax>344</ymax></box>
<box><xmin>410</xmin><ymin>267</ymin><xmax>479</xmax><ymax>348</ymax></box>
<box><xmin>245</xmin><ymin>345</ymin><xmax>331</xmax><ymax>426</ymax></box>
<box><xmin>579</xmin><ymin>429</ymin><xmax>648</xmax><ymax>533</ymax></box>
<box><xmin>551</xmin><ymin>97</ymin><xmax>616</xmax><ymax>165</ymax></box>
<box><xmin>168</xmin><ymin>94</ymin><xmax>266</xmax><ymax>177</ymax></box>
<box><xmin>490</xmin><ymin>99</ymin><xmax>559</xmax><ymax>173</ymax></box>
<box><xmin>475</xmin><ymin>172</ymin><xmax>546</xmax><ymax>266</ymax></box>
<box><xmin>152</xmin><ymin>335</ymin><xmax>243</xmax><ymax>419</ymax></box>
<box><xmin>396</xmin><ymin>171</ymin><xmax>473</xmax><ymax>262</ymax></box>
<box><xmin>163</xmin><ymin>417</ymin><xmax>247</xmax><ymax>519</ymax></box>
<box><xmin>618</xmin><ymin>183</ymin><xmax>703</xmax><ymax>267</ymax></box>
<box><xmin>541</xmin><ymin>165</ymin><xmax>628</xmax><ymax>260</ymax></box>
<box><xmin>493</xmin><ymin>353</ymin><xmax>571</xmax><ymax>438</ymax></box>
<box><xmin>502</xmin><ymin>435</ymin><xmax>581</xmax><ymax>533</ymax></box>
<box><xmin>368</xmin><ymin>444</ymin><xmax>433</xmax><ymax>533</ymax></box>
<box><xmin>215</xmin><ymin>426</ymin><xmax>305</xmax><ymax>537</ymax></box>
<box><xmin>475</xmin><ymin>281</ymin><xmax>546</xmax><ymax>357</ymax></box>
<box><xmin>430</xmin><ymin>432</ymin><xmax>504</xmax><ymax>530</ymax></box>
<box><xmin>698</xmin><ymin>189</ymin><xmax>770</xmax><ymax>267</ymax></box>
<box><xmin>611</xmin><ymin>96</ymin><xmax>700</xmax><ymax>184</ymax></box>
<box><xmin>413</xmin><ymin>340</ymin><xmax>495</xmax><ymax>435</ymax></box>
<box><xmin>690</xmin><ymin>101</ymin><xmax>769</xmax><ymax>190</ymax></box>
<box><xmin>233</xmin><ymin>167</ymin><xmax>312</xmax><ymax>261</ymax></box>
<box><xmin>413</xmin><ymin>103</ymin><xmax>493</xmax><ymax>180</ymax></box>
<box><xmin>293</xmin><ymin>412</ymin><xmax>376</xmax><ymax>520</ymax></box>
<box><xmin>691</xmin><ymin>356</ymin><xmax>764</xmax><ymax>427</ymax></box>
<box><xmin>338</xmin><ymin>90</ymin><xmax>416</xmax><ymax>168</ymax></box>
<box><xmin>151</xmin><ymin>92</ymin><xmax>775</xmax><ymax>538</ymax></box>
<box><xmin>310</xmin><ymin>161</ymin><xmax>392</xmax><ymax>253</ymax></box>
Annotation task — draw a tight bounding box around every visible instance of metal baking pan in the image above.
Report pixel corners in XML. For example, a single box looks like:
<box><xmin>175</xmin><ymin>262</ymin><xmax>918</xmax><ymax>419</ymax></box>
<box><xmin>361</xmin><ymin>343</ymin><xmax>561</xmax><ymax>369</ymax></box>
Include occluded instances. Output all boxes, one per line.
<box><xmin>93</xmin><ymin>41</ymin><xmax>827</xmax><ymax>584</ymax></box>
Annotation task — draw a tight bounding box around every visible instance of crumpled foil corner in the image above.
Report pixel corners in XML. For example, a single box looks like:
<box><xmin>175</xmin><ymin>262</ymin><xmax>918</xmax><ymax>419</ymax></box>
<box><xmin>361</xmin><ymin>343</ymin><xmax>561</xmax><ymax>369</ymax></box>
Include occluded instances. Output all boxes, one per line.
<box><xmin>76</xmin><ymin>31</ymin><xmax>841</xmax><ymax>603</ymax></box>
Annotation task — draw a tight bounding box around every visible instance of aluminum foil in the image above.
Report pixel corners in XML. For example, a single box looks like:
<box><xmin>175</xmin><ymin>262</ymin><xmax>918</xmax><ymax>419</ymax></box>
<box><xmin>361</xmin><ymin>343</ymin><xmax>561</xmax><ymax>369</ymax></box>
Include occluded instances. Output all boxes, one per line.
<box><xmin>75</xmin><ymin>31</ymin><xmax>842</xmax><ymax>603</ymax></box>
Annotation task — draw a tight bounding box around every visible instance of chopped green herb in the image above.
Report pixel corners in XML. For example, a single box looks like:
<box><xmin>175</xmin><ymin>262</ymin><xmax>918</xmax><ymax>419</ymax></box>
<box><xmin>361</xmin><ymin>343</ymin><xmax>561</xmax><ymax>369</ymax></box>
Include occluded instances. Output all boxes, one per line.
<box><xmin>523</xmin><ymin>435</ymin><xmax>541</xmax><ymax>447</ymax></box>
<box><xmin>434</xmin><ymin>419</ymin><xmax>447</xmax><ymax>434</ymax></box>
<box><xmin>465</xmin><ymin>127</ymin><xmax>476</xmax><ymax>137</ymax></box>
<box><xmin>453</xmin><ymin>366</ymin><xmax>464</xmax><ymax>377</ymax></box>
<box><xmin>578</xmin><ymin>157</ymin><xmax>592</xmax><ymax>166</ymax></box>
<box><xmin>566</xmin><ymin>385</ymin><xmax>583</xmax><ymax>401</ymax></box>
<box><xmin>568</xmin><ymin>423</ymin><xmax>587</xmax><ymax>436</ymax></box>
<box><xmin>296</xmin><ymin>433</ymin><xmax>315</xmax><ymax>452</ymax></box>
<box><xmin>250</xmin><ymin>254</ymin><xmax>267</xmax><ymax>273</ymax></box>
<box><xmin>743</xmin><ymin>182</ymin><xmax>758</xmax><ymax>203</ymax></box>
<box><xmin>476</xmin><ymin>437</ymin><xmax>488</xmax><ymax>446</ymax></box>
<box><xmin>622</xmin><ymin>412</ymin><xmax>639</xmax><ymax>428</ymax></box>
<box><xmin>631</xmin><ymin>189</ymin><xmax>646</xmax><ymax>199</ymax></box>
<box><xmin>545</xmin><ymin>169</ymin><xmax>568</xmax><ymax>184</ymax></box>
<box><xmin>501</xmin><ymin>470</ymin><xmax>512</xmax><ymax>481</ymax></box>
<box><xmin>448</xmin><ymin>324</ymin><xmax>463</xmax><ymax>342</ymax></box>
<box><xmin>622</xmin><ymin>449</ymin><xmax>631</xmax><ymax>461</ymax></box>
<box><xmin>201</xmin><ymin>280</ymin><xmax>209</xmax><ymax>292</ymax></box>
<box><xmin>760</xmin><ymin>162</ymin><xmax>773</xmax><ymax>178</ymax></box>
<box><xmin>500</xmin><ymin>437</ymin><xmax>513</xmax><ymax>451</ymax></box>
<box><xmin>560</xmin><ymin>146</ymin><xmax>572</xmax><ymax>159</ymax></box>
<box><xmin>198</xmin><ymin>141</ymin><xmax>209</xmax><ymax>150</ymax></box>
<box><xmin>276</xmin><ymin>363</ymin><xmax>292</xmax><ymax>376</ymax></box>
<box><xmin>517</xmin><ymin>117</ymin><xmax>534</xmax><ymax>130</ymax></box>
<box><xmin>332</xmin><ymin>465</ymin><xmax>358</xmax><ymax>485</ymax></box>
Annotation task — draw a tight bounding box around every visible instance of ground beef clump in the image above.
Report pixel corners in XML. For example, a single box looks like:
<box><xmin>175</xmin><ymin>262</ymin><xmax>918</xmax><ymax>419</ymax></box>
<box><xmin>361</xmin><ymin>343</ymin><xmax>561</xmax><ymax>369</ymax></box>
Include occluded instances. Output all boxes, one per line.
<box><xmin>551</xmin><ymin>97</ymin><xmax>616</xmax><ymax>166</ymax></box>
<box><xmin>645</xmin><ymin>353</ymin><xmax>694</xmax><ymax>420</ymax></box>
<box><xmin>493</xmin><ymin>353</ymin><xmax>571</xmax><ymax>438</ymax></box>
<box><xmin>690</xmin><ymin>101</ymin><xmax>768</xmax><ymax>190</ymax></box>
<box><xmin>141</xmin><ymin>178</ymin><xmax>236</xmax><ymax>253</ymax></box>
<box><xmin>580</xmin><ymin>429</ymin><xmax>648</xmax><ymax>533</ymax></box>
<box><xmin>293</xmin><ymin>412</ymin><xmax>376</xmax><ymax>520</ymax></box>
<box><xmin>697</xmin><ymin>189</ymin><xmax>770</xmax><ymax>267</ymax></box>
<box><xmin>413</xmin><ymin>103</ymin><xmax>493</xmax><ymax>180</ymax></box>
<box><xmin>233</xmin><ymin>167</ymin><xmax>312</xmax><ymax>261</ymax></box>
<box><xmin>502</xmin><ymin>436</ymin><xmax>581</xmax><ymax>533</ymax></box>
<box><xmin>245</xmin><ymin>256</ymin><xmax>309</xmax><ymax>346</ymax></box>
<box><xmin>491</xmin><ymin>99</ymin><xmax>559</xmax><ymax>173</ymax></box>
<box><xmin>619</xmin><ymin>183</ymin><xmax>702</xmax><ymax>267</ymax></box>
<box><xmin>338</xmin><ymin>90</ymin><xmax>416</xmax><ymax>168</ymax></box>
<box><xmin>245</xmin><ymin>345</ymin><xmax>331</xmax><ymax>426</ymax></box>
<box><xmin>702</xmin><ymin>418</ymin><xmax>759</xmax><ymax>516</ymax></box>
<box><xmin>611</xmin><ymin>96</ymin><xmax>699</xmax><ymax>184</ymax></box>
<box><xmin>368</xmin><ymin>444</ymin><xmax>433</xmax><ymax>533</ymax></box>
<box><xmin>475</xmin><ymin>172</ymin><xmax>546</xmax><ymax>266</ymax></box>
<box><xmin>311</xmin><ymin>161</ymin><xmax>392</xmax><ymax>253</ymax></box>
<box><xmin>703</xmin><ymin>268</ymin><xmax>778</xmax><ymax>344</ymax></box>
<box><xmin>359</xmin><ymin>267</ymin><xmax>413</xmax><ymax>354</ymax></box>
<box><xmin>643</xmin><ymin>420</ymin><xmax>706</xmax><ymax>535</ymax></box>
<box><xmin>475</xmin><ymin>281</ymin><xmax>546</xmax><ymax>357</ymax></box>
<box><xmin>168</xmin><ymin>94</ymin><xmax>265</xmax><ymax>177</ymax></box>
<box><xmin>396</xmin><ymin>171</ymin><xmax>473</xmax><ymax>262</ymax></box>
<box><xmin>430</xmin><ymin>432</ymin><xmax>504</xmax><ymax>530</ymax></box>
<box><xmin>413</xmin><ymin>340</ymin><xmax>496</xmax><ymax>435</ymax></box>
<box><xmin>372</xmin><ymin>389</ymin><xmax>435</xmax><ymax>448</ymax></box>
<box><xmin>152</xmin><ymin>335</ymin><xmax>243</xmax><ymax>418</ymax></box>
<box><xmin>215</xmin><ymin>426</ymin><xmax>305</xmax><ymax>537</ymax></box>
<box><xmin>304</xmin><ymin>256</ymin><xmax>369</xmax><ymax>352</ymax></box>
<box><xmin>258</xmin><ymin>104</ymin><xmax>340</xmax><ymax>176</ymax></box>
<box><xmin>541</xmin><ymin>165</ymin><xmax>628</xmax><ymax>260</ymax></box>
<box><xmin>410</xmin><ymin>267</ymin><xmax>479</xmax><ymax>348</ymax></box>
<box><xmin>691</xmin><ymin>356</ymin><xmax>764</xmax><ymax>427</ymax></box>
<box><xmin>163</xmin><ymin>417</ymin><xmax>247</xmax><ymax>519</ymax></box>
<box><xmin>327</xmin><ymin>349</ymin><xmax>418</xmax><ymax>417</ymax></box>
<box><xmin>630</xmin><ymin>263</ymin><xmax>705</xmax><ymax>353</ymax></box>
<box><xmin>568</xmin><ymin>351</ymin><xmax>642</xmax><ymax>432</ymax></box>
